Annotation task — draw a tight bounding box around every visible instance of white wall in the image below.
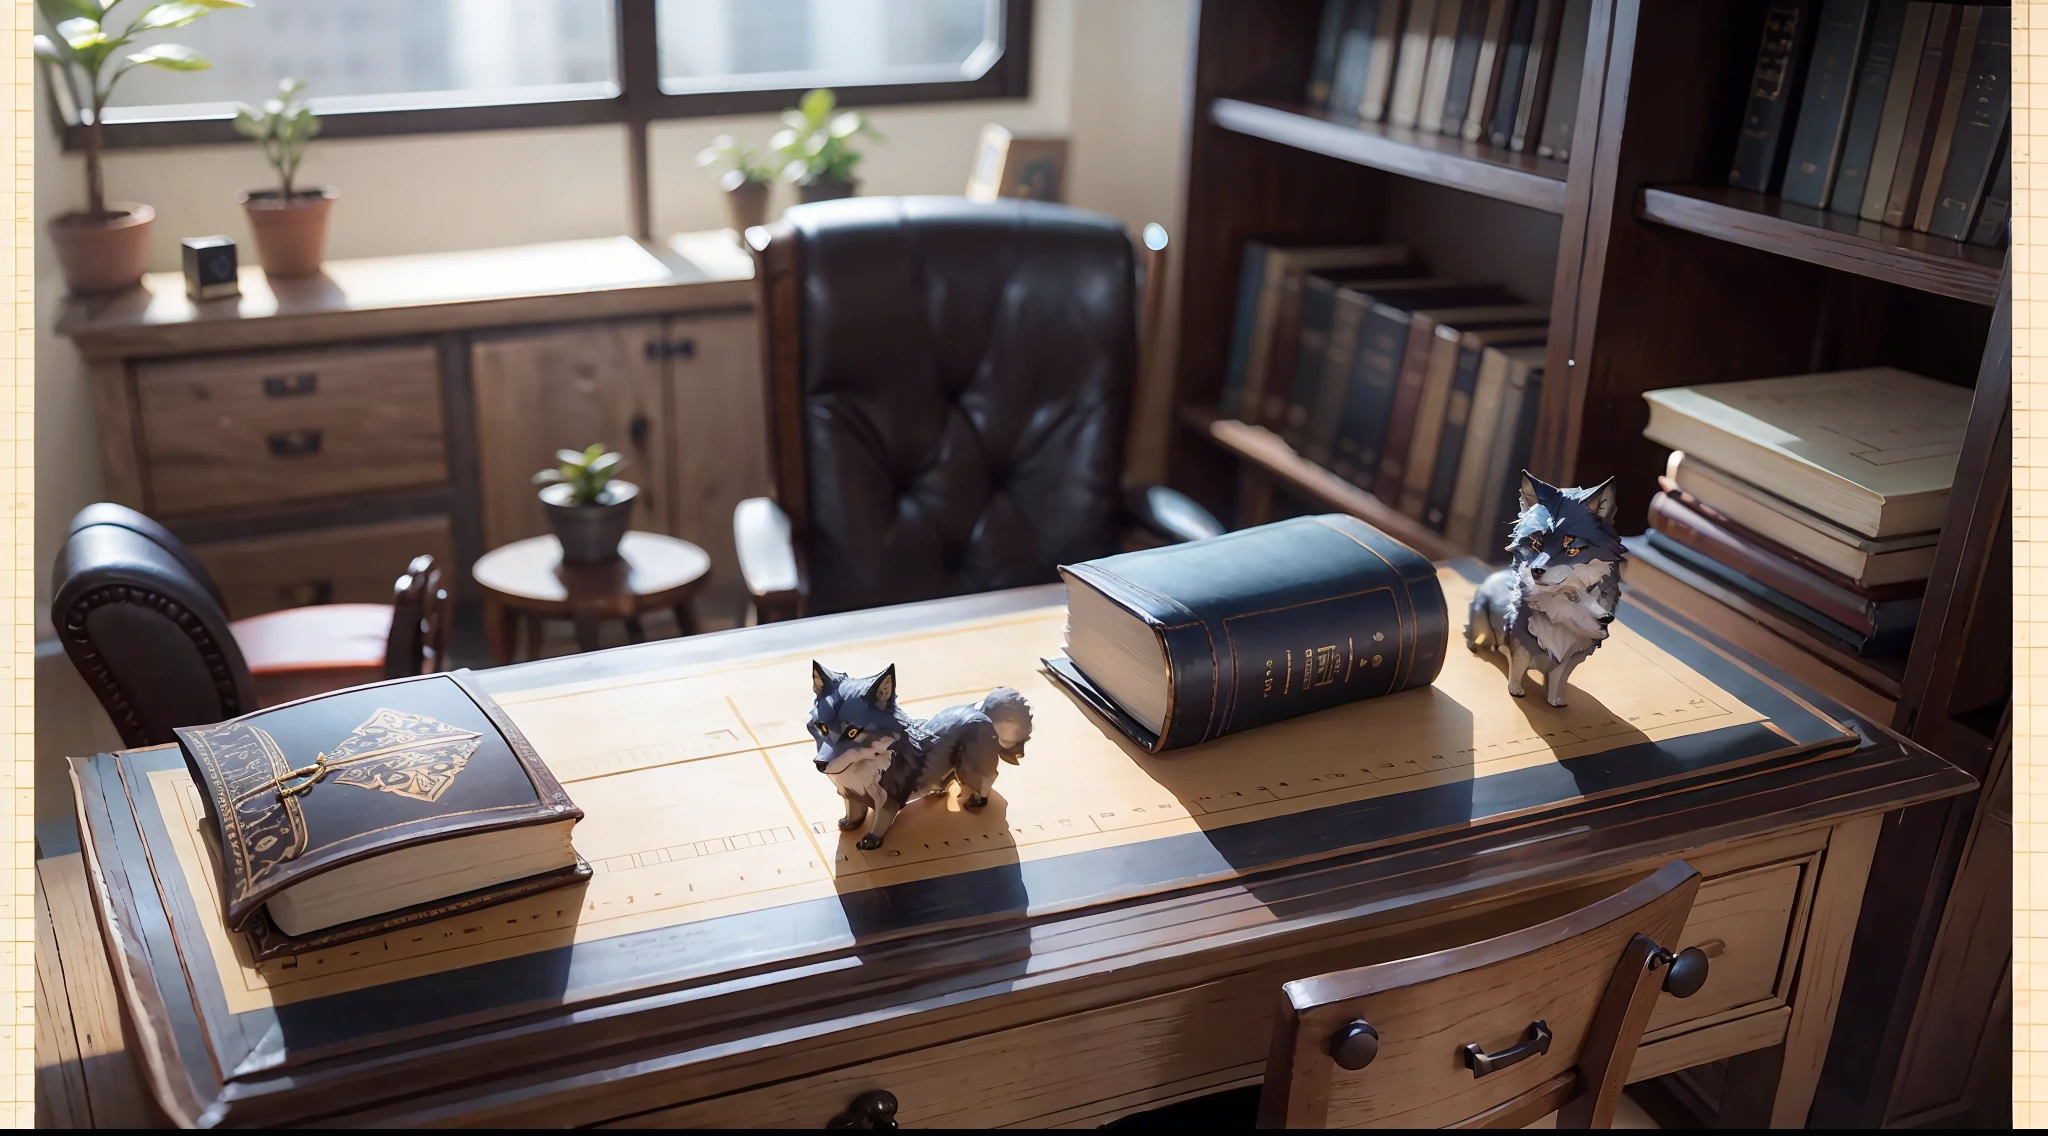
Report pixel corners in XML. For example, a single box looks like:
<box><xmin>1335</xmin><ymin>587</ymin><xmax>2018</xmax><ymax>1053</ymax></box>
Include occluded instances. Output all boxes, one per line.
<box><xmin>34</xmin><ymin>0</ymin><xmax>1194</xmax><ymax>605</ymax></box>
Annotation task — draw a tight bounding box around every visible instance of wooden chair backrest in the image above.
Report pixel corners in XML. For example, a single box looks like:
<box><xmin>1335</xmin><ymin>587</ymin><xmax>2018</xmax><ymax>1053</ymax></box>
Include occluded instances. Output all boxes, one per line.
<box><xmin>384</xmin><ymin>554</ymin><xmax>454</xmax><ymax>679</ymax></box>
<box><xmin>1259</xmin><ymin>861</ymin><xmax>1704</xmax><ymax>1129</ymax></box>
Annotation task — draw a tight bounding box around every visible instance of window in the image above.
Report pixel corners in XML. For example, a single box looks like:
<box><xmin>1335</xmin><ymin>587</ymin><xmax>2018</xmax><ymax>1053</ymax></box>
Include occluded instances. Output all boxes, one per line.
<box><xmin>655</xmin><ymin>0</ymin><xmax>1002</xmax><ymax>95</ymax></box>
<box><xmin>102</xmin><ymin>0</ymin><xmax>619</xmax><ymax>123</ymax></box>
<box><xmin>47</xmin><ymin>0</ymin><xmax>1030</xmax><ymax>147</ymax></box>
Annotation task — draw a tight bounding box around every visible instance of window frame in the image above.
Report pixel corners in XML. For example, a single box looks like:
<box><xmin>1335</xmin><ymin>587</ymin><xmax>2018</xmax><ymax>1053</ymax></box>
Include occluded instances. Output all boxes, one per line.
<box><xmin>52</xmin><ymin>0</ymin><xmax>1034</xmax><ymax>151</ymax></box>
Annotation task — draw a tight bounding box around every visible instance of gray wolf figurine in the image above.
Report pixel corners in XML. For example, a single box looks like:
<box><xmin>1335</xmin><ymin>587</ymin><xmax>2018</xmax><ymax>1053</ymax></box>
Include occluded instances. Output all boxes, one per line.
<box><xmin>809</xmin><ymin>662</ymin><xmax>1033</xmax><ymax>850</ymax></box>
<box><xmin>1464</xmin><ymin>472</ymin><xmax>1625</xmax><ymax>708</ymax></box>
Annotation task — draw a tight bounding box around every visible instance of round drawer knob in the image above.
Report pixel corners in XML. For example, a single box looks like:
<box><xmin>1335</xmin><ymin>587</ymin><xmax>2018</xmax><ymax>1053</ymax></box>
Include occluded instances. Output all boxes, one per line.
<box><xmin>1662</xmin><ymin>946</ymin><xmax>1711</xmax><ymax>999</ymax></box>
<box><xmin>827</xmin><ymin>1089</ymin><xmax>899</xmax><ymax>1129</ymax></box>
<box><xmin>1331</xmin><ymin>1019</ymin><xmax>1380</xmax><ymax>1071</ymax></box>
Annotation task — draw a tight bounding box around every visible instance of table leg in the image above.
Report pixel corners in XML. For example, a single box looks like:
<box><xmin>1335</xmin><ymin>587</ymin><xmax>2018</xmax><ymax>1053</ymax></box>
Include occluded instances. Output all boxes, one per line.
<box><xmin>1716</xmin><ymin>814</ymin><xmax>1882</xmax><ymax>1128</ymax></box>
<box><xmin>571</xmin><ymin>612</ymin><xmax>603</xmax><ymax>654</ymax></box>
<box><xmin>485</xmin><ymin>600</ymin><xmax>519</xmax><ymax>666</ymax></box>
<box><xmin>674</xmin><ymin>602</ymin><xmax>698</xmax><ymax>637</ymax></box>
<box><xmin>623</xmin><ymin>615</ymin><xmax>646</xmax><ymax>644</ymax></box>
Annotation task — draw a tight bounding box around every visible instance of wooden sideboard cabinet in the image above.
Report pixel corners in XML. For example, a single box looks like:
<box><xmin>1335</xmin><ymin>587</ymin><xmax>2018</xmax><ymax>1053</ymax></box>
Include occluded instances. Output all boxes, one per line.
<box><xmin>59</xmin><ymin>234</ymin><xmax>764</xmax><ymax>621</ymax></box>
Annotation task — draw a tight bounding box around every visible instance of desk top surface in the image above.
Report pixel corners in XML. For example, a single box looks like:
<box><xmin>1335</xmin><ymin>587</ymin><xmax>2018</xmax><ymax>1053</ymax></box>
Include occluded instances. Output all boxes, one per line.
<box><xmin>71</xmin><ymin>564</ymin><xmax>1972</xmax><ymax>1127</ymax></box>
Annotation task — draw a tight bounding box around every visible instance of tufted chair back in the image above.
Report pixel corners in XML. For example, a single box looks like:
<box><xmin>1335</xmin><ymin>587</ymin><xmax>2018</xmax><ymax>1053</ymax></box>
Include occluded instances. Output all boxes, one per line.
<box><xmin>752</xmin><ymin>196</ymin><xmax>1139</xmax><ymax>616</ymax></box>
<box><xmin>52</xmin><ymin>504</ymin><xmax>257</xmax><ymax>748</ymax></box>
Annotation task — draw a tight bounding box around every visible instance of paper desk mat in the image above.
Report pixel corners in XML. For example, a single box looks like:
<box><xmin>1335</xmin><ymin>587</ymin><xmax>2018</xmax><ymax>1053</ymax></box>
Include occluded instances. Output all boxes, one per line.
<box><xmin>145</xmin><ymin>569</ymin><xmax>1811</xmax><ymax>1014</ymax></box>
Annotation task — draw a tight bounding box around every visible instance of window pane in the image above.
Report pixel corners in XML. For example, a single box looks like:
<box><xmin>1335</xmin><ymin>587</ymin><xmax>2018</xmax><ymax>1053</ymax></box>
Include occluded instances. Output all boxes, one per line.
<box><xmin>99</xmin><ymin>0</ymin><xmax>617</xmax><ymax>123</ymax></box>
<box><xmin>656</xmin><ymin>0</ymin><xmax>1002</xmax><ymax>95</ymax></box>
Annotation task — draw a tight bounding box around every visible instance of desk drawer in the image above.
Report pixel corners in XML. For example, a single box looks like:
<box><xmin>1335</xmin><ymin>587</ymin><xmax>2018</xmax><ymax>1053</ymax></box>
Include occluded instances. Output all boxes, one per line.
<box><xmin>192</xmin><ymin>516</ymin><xmax>454</xmax><ymax>618</ymax></box>
<box><xmin>136</xmin><ymin>344</ymin><xmax>447</xmax><ymax>514</ymax></box>
<box><xmin>1648</xmin><ymin>860</ymin><xmax>1804</xmax><ymax>1033</ymax></box>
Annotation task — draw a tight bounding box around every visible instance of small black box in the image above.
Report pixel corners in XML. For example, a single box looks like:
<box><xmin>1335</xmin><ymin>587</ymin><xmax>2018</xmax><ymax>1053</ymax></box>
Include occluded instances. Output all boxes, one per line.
<box><xmin>182</xmin><ymin>236</ymin><xmax>239</xmax><ymax>300</ymax></box>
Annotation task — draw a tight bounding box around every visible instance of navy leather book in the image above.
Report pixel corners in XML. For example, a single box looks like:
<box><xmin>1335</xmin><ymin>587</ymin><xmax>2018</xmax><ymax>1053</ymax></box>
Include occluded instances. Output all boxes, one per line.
<box><xmin>1219</xmin><ymin>241</ymin><xmax>1270</xmax><ymax>416</ymax></box>
<box><xmin>1048</xmin><ymin>515</ymin><xmax>1449</xmax><ymax>753</ymax></box>
<box><xmin>1830</xmin><ymin>0</ymin><xmax>1911</xmax><ymax>216</ymax></box>
<box><xmin>1780</xmin><ymin>0</ymin><xmax>1874</xmax><ymax>208</ymax></box>
<box><xmin>1730</xmin><ymin>0</ymin><xmax>1821</xmax><ymax>192</ymax></box>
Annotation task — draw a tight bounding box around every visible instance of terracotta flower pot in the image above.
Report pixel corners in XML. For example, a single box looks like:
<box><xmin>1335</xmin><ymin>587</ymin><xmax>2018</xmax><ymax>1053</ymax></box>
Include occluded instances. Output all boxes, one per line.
<box><xmin>723</xmin><ymin>178</ymin><xmax>771</xmax><ymax>233</ymax></box>
<box><xmin>48</xmin><ymin>202</ymin><xmax>154</xmax><ymax>295</ymax></box>
<box><xmin>540</xmin><ymin>480</ymin><xmax>637</xmax><ymax>564</ymax></box>
<box><xmin>240</xmin><ymin>187</ymin><xmax>336</xmax><ymax>278</ymax></box>
<box><xmin>797</xmin><ymin>178</ymin><xmax>858</xmax><ymax>204</ymax></box>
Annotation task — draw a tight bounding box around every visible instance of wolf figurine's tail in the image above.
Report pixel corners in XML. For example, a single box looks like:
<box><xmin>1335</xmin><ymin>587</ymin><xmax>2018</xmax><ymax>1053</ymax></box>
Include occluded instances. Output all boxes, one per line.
<box><xmin>982</xmin><ymin>687</ymin><xmax>1032</xmax><ymax>764</ymax></box>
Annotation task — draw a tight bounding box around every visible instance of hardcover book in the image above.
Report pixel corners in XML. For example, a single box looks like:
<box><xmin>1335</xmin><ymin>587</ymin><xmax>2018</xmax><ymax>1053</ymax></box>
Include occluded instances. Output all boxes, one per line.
<box><xmin>1780</xmin><ymin>0</ymin><xmax>1875</xmax><ymax>208</ymax></box>
<box><xmin>1374</xmin><ymin>303</ymin><xmax>1550</xmax><ymax>500</ymax></box>
<box><xmin>1390</xmin><ymin>0</ymin><xmax>1446</xmax><ymax>129</ymax></box>
<box><xmin>1508</xmin><ymin>0</ymin><xmax>1567</xmax><ymax>152</ymax></box>
<box><xmin>1266</xmin><ymin>265</ymin><xmax>1438</xmax><ymax>428</ymax></box>
<box><xmin>1857</xmin><ymin>1</ymin><xmax>1937</xmax><ymax>222</ymax></box>
<box><xmin>1729</xmin><ymin>0</ymin><xmax>1821</xmax><ymax>192</ymax></box>
<box><xmin>1489</xmin><ymin>0</ymin><xmax>1544</xmax><ymax>148</ymax></box>
<box><xmin>1050</xmin><ymin>515</ymin><xmax>1449</xmax><ymax>753</ymax></box>
<box><xmin>1426</xmin><ymin>342</ymin><xmax>1547</xmax><ymax>533</ymax></box>
<box><xmin>1440</xmin><ymin>0</ymin><xmax>1500</xmax><ymax>136</ymax></box>
<box><xmin>1663</xmin><ymin>451</ymin><xmax>1939</xmax><ymax>585</ymax></box>
<box><xmin>1881</xmin><ymin>2</ymin><xmax>1966</xmax><ymax>228</ymax></box>
<box><xmin>1463</xmin><ymin>0</ymin><xmax>1518</xmax><ymax>140</ymax></box>
<box><xmin>1910</xmin><ymin>3</ymin><xmax>1983</xmax><ymax>232</ymax></box>
<box><xmin>1536</xmin><ymin>0</ymin><xmax>1593</xmax><ymax>160</ymax></box>
<box><xmin>1473</xmin><ymin>364</ymin><xmax>1546</xmax><ymax>556</ymax></box>
<box><xmin>1400</xmin><ymin>323</ymin><xmax>1549</xmax><ymax>519</ymax></box>
<box><xmin>1968</xmin><ymin>135</ymin><xmax>2010</xmax><ymax>246</ymax></box>
<box><xmin>1643</xmin><ymin>532</ymin><xmax>1914</xmax><ymax>657</ymax></box>
<box><xmin>1926</xmin><ymin>7</ymin><xmax>2009</xmax><ymax>240</ymax></box>
<box><xmin>1417</xmin><ymin>0</ymin><xmax>1471</xmax><ymax>133</ymax></box>
<box><xmin>1830</xmin><ymin>0</ymin><xmax>1912</xmax><ymax>217</ymax></box>
<box><xmin>1307</xmin><ymin>0</ymin><xmax>1358</xmax><ymax>107</ymax></box>
<box><xmin>173</xmin><ymin>671</ymin><xmax>586</xmax><ymax>956</ymax></box>
<box><xmin>1445</xmin><ymin>344</ymin><xmax>1547</xmax><ymax>551</ymax></box>
<box><xmin>1328</xmin><ymin>0</ymin><xmax>1386</xmax><ymax>121</ymax></box>
<box><xmin>1361</xmin><ymin>0</ymin><xmax>1410</xmax><ymax>120</ymax></box>
<box><xmin>1232</xmin><ymin>244</ymin><xmax>1412</xmax><ymax>425</ymax></box>
<box><xmin>1641</xmin><ymin>367</ymin><xmax>1969</xmax><ymax>539</ymax></box>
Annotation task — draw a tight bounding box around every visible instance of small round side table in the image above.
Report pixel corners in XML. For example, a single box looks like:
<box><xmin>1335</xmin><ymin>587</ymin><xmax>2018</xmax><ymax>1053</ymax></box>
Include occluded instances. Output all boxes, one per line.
<box><xmin>474</xmin><ymin>531</ymin><xmax>711</xmax><ymax>665</ymax></box>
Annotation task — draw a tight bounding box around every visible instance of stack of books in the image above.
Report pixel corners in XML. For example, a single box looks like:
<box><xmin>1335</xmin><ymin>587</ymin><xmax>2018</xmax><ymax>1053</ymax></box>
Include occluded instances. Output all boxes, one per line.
<box><xmin>1216</xmin><ymin>241</ymin><xmax>1550</xmax><ymax>560</ymax></box>
<box><xmin>1730</xmin><ymin>0</ymin><xmax>2010</xmax><ymax>246</ymax></box>
<box><xmin>1306</xmin><ymin>0</ymin><xmax>1595</xmax><ymax>160</ymax></box>
<box><xmin>1637</xmin><ymin>367</ymin><xmax>1971</xmax><ymax>660</ymax></box>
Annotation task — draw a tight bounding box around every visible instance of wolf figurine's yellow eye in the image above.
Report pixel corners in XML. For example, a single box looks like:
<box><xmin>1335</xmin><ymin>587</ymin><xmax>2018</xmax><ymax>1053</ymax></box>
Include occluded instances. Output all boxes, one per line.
<box><xmin>844</xmin><ymin>726</ymin><xmax>861</xmax><ymax>740</ymax></box>
<box><xmin>1563</xmin><ymin>536</ymin><xmax>1583</xmax><ymax>557</ymax></box>
<box><xmin>1527</xmin><ymin>535</ymin><xmax>1543</xmax><ymax>552</ymax></box>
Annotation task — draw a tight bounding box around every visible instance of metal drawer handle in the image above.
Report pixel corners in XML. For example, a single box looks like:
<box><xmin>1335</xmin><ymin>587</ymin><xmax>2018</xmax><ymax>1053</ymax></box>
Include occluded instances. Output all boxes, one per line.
<box><xmin>262</xmin><ymin>372</ymin><xmax>318</xmax><ymax>398</ymax></box>
<box><xmin>267</xmin><ymin>429</ymin><xmax>324</xmax><ymax>457</ymax></box>
<box><xmin>827</xmin><ymin>1089</ymin><xmax>898</xmax><ymax>1129</ymax></box>
<box><xmin>1462</xmin><ymin>1020</ymin><xmax>1551</xmax><ymax>1079</ymax></box>
<box><xmin>644</xmin><ymin>338</ymin><xmax>697</xmax><ymax>361</ymax></box>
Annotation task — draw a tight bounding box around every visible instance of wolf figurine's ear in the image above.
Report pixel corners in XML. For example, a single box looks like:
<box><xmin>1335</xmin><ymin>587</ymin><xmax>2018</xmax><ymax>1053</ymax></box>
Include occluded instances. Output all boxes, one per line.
<box><xmin>1585</xmin><ymin>477</ymin><xmax>1618</xmax><ymax>522</ymax></box>
<box><xmin>1518</xmin><ymin>471</ymin><xmax>1546</xmax><ymax>513</ymax></box>
<box><xmin>869</xmin><ymin>664</ymin><xmax>897</xmax><ymax>705</ymax></box>
<box><xmin>811</xmin><ymin>660</ymin><xmax>840</xmax><ymax>696</ymax></box>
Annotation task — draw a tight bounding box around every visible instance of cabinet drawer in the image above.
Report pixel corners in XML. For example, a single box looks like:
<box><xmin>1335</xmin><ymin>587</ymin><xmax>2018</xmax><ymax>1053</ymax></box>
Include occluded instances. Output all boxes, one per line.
<box><xmin>1647</xmin><ymin>860</ymin><xmax>1804</xmax><ymax>1034</ymax></box>
<box><xmin>192</xmin><ymin>516</ymin><xmax>454</xmax><ymax>618</ymax></box>
<box><xmin>136</xmin><ymin>344</ymin><xmax>448</xmax><ymax>514</ymax></box>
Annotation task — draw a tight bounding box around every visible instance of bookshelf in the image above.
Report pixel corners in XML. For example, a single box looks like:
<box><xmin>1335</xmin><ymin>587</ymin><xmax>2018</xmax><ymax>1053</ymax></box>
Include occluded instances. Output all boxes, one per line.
<box><xmin>1162</xmin><ymin>1</ymin><xmax>2009</xmax><ymax>1128</ymax></box>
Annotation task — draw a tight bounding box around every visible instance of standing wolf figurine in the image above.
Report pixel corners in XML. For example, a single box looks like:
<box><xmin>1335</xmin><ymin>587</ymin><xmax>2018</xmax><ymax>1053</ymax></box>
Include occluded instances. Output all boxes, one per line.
<box><xmin>1465</xmin><ymin>472</ymin><xmax>1625</xmax><ymax>707</ymax></box>
<box><xmin>809</xmin><ymin>662</ymin><xmax>1033</xmax><ymax>850</ymax></box>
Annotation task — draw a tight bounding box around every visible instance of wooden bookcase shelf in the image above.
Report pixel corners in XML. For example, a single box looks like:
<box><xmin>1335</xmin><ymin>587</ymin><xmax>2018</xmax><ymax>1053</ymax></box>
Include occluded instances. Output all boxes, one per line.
<box><xmin>1179</xmin><ymin>406</ymin><xmax>1464</xmax><ymax>562</ymax></box>
<box><xmin>1637</xmin><ymin>185</ymin><xmax>2004</xmax><ymax>307</ymax></box>
<box><xmin>1210</xmin><ymin>98</ymin><xmax>1571</xmax><ymax>216</ymax></box>
<box><xmin>1164</xmin><ymin>4</ymin><xmax>2010</xmax><ymax>1125</ymax></box>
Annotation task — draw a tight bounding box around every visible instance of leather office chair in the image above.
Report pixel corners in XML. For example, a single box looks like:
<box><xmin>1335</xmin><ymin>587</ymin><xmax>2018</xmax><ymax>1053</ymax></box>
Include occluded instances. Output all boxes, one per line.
<box><xmin>734</xmin><ymin>196</ymin><xmax>1224</xmax><ymax>622</ymax></box>
<box><xmin>1258</xmin><ymin>861</ymin><xmax>1712</xmax><ymax>1128</ymax></box>
<box><xmin>51</xmin><ymin>504</ymin><xmax>454</xmax><ymax>746</ymax></box>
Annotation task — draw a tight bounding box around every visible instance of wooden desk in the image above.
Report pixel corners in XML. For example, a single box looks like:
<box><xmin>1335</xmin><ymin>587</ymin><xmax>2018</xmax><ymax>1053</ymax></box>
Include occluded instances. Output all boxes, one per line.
<box><xmin>54</xmin><ymin>570</ymin><xmax>1970</xmax><ymax>1128</ymax></box>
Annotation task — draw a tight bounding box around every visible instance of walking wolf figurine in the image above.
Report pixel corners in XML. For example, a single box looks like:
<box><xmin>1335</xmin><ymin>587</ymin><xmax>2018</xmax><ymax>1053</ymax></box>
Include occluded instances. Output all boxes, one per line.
<box><xmin>1464</xmin><ymin>472</ymin><xmax>1625</xmax><ymax>707</ymax></box>
<box><xmin>809</xmin><ymin>662</ymin><xmax>1033</xmax><ymax>850</ymax></box>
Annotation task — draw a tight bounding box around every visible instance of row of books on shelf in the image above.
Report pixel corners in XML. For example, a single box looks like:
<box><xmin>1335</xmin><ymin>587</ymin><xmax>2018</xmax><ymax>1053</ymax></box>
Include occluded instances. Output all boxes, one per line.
<box><xmin>1635</xmin><ymin>366</ymin><xmax>1970</xmax><ymax>662</ymax></box>
<box><xmin>1306</xmin><ymin>0</ymin><xmax>1593</xmax><ymax>161</ymax></box>
<box><xmin>1734</xmin><ymin>0</ymin><xmax>2009</xmax><ymax>246</ymax></box>
<box><xmin>1217</xmin><ymin>240</ymin><xmax>1549</xmax><ymax>558</ymax></box>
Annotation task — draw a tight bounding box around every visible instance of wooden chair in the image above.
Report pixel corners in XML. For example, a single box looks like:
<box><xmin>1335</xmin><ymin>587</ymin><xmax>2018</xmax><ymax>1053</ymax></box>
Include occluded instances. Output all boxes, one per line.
<box><xmin>1259</xmin><ymin>861</ymin><xmax>1712</xmax><ymax>1129</ymax></box>
<box><xmin>52</xmin><ymin>504</ymin><xmax>457</xmax><ymax>742</ymax></box>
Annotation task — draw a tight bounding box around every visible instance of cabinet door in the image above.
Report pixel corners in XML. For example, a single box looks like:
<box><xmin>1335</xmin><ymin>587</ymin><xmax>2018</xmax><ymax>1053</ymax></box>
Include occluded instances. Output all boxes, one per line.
<box><xmin>663</xmin><ymin>312</ymin><xmax>769</xmax><ymax>615</ymax></box>
<box><xmin>472</xmin><ymin>319</ymin><xmax>671</xmax><ymax>551</ymax></box>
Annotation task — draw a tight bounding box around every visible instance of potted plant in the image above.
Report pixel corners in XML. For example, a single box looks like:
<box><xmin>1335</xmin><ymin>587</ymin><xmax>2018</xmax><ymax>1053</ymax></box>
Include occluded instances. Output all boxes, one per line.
<box><xmin>35</xmin><ymin>0</ymin><xmax>247</xmax><ymax>294</ymax></box>
<box><xmin>696</xmin><ymin>133</ymin><xmax>776</xmax><ymax>233</ymax></box>
<box><xmin>234</xmin><ymin>78</ymin><xmax>332</xmax><ymax>277</ymax></box>
<box><xmin>771</xmin><ymin>88</ymin><xmax>883</xmax><ymax>205</ymax></box>
<box><xmin>534</xmin><ymin>443</ymin><xmax>637</xmax><ymax>564</ymax></box>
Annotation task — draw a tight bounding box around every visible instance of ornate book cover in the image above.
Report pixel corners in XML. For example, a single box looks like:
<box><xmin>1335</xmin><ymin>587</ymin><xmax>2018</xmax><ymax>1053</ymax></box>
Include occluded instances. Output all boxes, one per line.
<box><xmin>173</xmin><ymin>669</ymin><xmax>584</xmax><ymax>939</ymax></box>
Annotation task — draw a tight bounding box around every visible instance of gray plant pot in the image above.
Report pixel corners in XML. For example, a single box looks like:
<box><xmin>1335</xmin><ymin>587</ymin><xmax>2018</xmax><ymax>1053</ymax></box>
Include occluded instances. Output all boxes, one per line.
<box><xmin>540</xmin><ymin>481</ymin><xmax>637</xmax><ymax>564</ymax></box>
<box><xmin>797</xmin><ymin>177</ymin><xmax>858</xmax><ymax>204</ymax></box>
